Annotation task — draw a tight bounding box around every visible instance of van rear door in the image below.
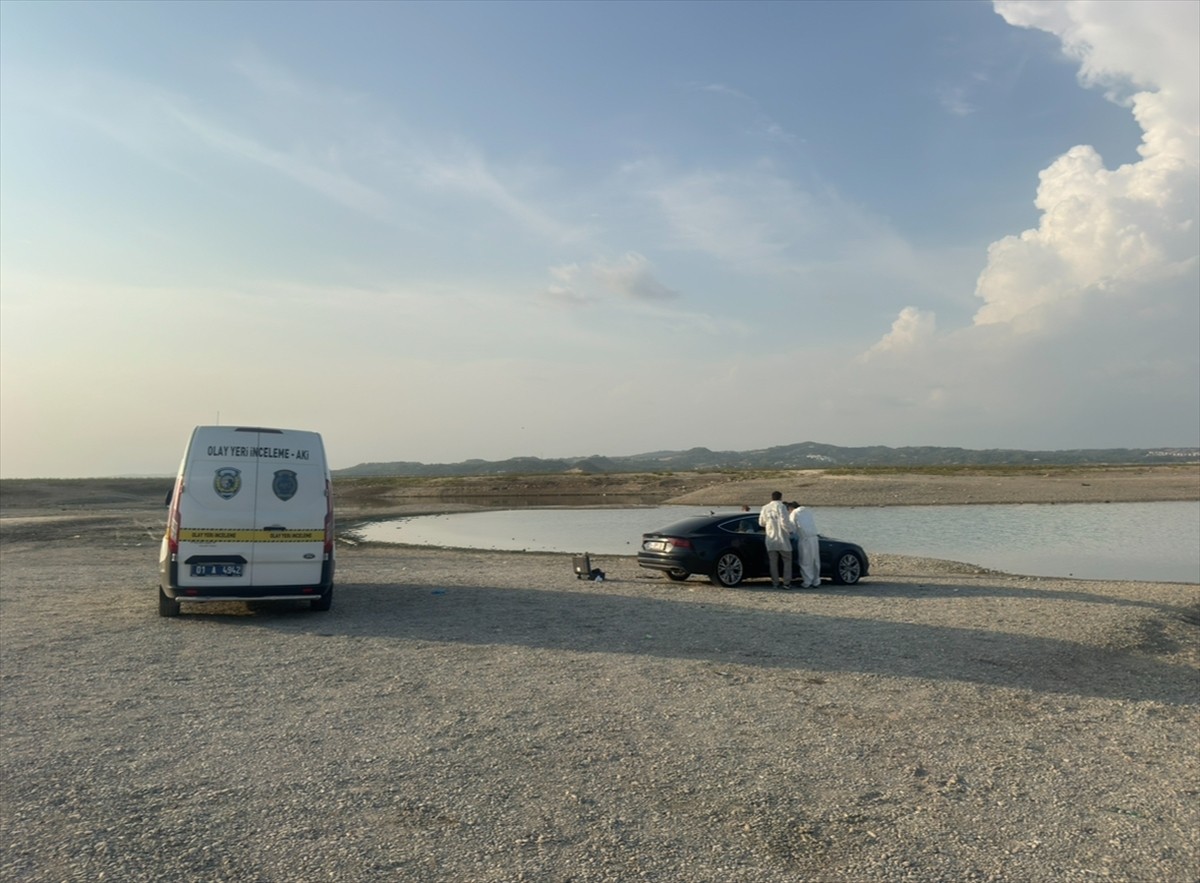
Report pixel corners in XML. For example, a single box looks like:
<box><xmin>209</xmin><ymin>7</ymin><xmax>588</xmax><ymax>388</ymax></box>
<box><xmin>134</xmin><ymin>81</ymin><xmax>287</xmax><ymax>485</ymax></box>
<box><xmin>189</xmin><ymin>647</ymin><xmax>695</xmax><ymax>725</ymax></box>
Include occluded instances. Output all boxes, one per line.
<box><xmin>175</xmin><ymin>426</ymin><xmax>259</xmax><ymax>589</ymax></box>
<box><xmin>246</xmin><ymin>429</ymin><xmax>329</xmax><ymax>588</ymax></box>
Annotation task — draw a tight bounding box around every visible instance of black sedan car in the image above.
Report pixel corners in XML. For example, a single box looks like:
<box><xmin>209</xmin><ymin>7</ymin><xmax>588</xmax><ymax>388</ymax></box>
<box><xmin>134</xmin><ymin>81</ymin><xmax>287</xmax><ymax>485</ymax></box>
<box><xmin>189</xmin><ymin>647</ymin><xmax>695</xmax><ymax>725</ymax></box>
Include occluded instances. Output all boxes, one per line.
<box><xmin>637</xmin><ymin>512</ymin><xmax>869</xmax><ymax>587</ymax></box>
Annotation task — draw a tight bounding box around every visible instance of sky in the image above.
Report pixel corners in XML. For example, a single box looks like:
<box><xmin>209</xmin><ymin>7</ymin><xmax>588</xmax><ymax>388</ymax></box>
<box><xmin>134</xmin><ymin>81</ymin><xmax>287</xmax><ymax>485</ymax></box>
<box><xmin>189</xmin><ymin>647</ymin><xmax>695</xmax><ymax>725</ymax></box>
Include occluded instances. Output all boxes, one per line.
<box><xmin>1</xmin><ymin>0</ymin><xmax>1197</xmax><ymax>478</ymax></box>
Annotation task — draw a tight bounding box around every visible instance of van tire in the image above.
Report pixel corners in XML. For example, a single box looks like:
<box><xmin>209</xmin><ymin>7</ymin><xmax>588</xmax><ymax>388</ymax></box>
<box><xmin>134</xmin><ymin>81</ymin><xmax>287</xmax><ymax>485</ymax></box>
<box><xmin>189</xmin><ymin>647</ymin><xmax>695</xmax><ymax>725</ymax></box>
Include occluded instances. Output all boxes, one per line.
<box><xmin>158</xmin><ymin>587</ymin><xmax>180</xmax><ymax>618</ymax></box>
<box><xmin>311</xmin><ymin>586</ymin><xmax>333</xmax><ymax>612</ymax></box>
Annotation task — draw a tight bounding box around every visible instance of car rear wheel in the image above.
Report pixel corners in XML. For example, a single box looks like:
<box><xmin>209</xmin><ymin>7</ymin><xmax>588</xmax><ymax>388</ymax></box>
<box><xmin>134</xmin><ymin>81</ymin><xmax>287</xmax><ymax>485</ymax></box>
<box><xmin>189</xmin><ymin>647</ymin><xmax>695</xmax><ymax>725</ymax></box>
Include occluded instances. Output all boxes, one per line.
<box><xmin>831</xmin><ymin>552</ymin><xmax>864</xmax><ymax>585</ymax></box>
<box><xmin>665</xmin><ymin>570</ymin><xmax>689</xmax><ymax>582</ymax></box>
<box><xmin>158</xmin><ymin>586</ymin><xmax>180</xmax><ymax>618</ymax></box>
<box><xmin>711</xmin><ymin>551</ymin><xmax>745</xmax><ymax>587</ymax></box>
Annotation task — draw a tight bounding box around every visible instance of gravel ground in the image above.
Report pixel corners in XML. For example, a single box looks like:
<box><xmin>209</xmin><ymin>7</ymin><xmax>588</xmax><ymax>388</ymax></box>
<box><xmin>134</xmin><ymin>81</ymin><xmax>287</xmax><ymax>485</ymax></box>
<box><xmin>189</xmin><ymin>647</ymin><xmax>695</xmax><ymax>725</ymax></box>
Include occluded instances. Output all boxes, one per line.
<box><xmin>1</xmin><ymin>499</ymin><xmax>1198</xmax><ymax>882</ymax></box>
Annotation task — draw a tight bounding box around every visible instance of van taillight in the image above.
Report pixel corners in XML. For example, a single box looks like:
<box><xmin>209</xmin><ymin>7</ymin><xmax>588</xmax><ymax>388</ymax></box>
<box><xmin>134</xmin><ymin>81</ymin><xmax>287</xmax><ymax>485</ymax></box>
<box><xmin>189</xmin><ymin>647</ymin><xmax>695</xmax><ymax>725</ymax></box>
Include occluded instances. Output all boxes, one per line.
<box><xmin>166</xmin><ymin>478</ymin><xmax>183</xmax><ymax>554</ymax></box>
<box><xmin>323</xmin><ymin>479</ymin><xmax>334</xmax><ymax>555</ymax></box>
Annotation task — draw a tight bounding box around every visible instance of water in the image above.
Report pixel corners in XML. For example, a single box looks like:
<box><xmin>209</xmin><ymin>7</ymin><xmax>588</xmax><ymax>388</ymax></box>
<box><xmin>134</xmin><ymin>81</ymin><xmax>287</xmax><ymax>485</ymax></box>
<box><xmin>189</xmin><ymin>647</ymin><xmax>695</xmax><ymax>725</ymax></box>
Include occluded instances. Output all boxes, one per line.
<box><xmin>352</xmin><ymin>501</ymin><xmax>1200</xmax><ymax>583</ymax></box>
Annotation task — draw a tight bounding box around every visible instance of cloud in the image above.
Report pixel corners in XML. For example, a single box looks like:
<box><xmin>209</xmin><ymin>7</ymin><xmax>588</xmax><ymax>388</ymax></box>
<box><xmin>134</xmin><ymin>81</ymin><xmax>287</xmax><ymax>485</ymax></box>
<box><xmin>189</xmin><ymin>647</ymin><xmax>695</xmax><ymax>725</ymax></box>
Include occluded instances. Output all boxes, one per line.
<box><xmin>544</xmin><ymin>253</ymin><xmax>679</xmax><ymax>305</ymax></box>
<box><xmin>995</xmin><ymin>1</ymin><xmax>1199</xmax><ymax>105</ymax></box>
<box><xmin>975</xmin><ymin>0</ymin><xmax>1198</xmax><ymax>329</ymax></box>
<box><xmin>225</xmin><ymin>51</ymin><xmax>593</xmax><ymax>243</ymax></box>
<box><xmin>994</xmin><ymin>0</ymin><xmax>1197</xmax><ymax>165</ymax></box>
<box><xmin>852</xmin><ymin>0</ymin><xmax>1199</xmax><ymax>446</ymax></box>
<box><xmin>937</xmin><ymin>85</ymin><xmax>976</xmax><ymax>117</ymax></box>
<box><xmin>7</xmin><ymin>47</ymin><xmax>589</xmax><ymax>242</ymax></box>
<box><xmin>416</xmin><ymin>146</ymin><xmax>592</xmax><ymax>245</ymax></box>
<box><xmin>543</xmin><ymin>263</ymin><xmax>591</xmax><ymax>305</ymax></box>
<box><xmin>640</xmin><ymin>161</ymin><xmax>948</xmax><ymax>321</ymax></box>
<box><xmin>973</xmin><ymin>142</ymin><xmax>1197</xmax><ymax>329</ymax></box>
<box><xmin>863</xmin><ymin>307</ymin><xmax>937</xmax><ymax>359</ymax></box>
<box><xmin>164</xmin><ymin>101</ymin><xmax>393</xmax><ymax>218</ymax></box>
<box><xmin>591</xmin><ymin>253</ymin><xmax>680</xmax><ymax>301</ymax></box>
<box><xmin>697</xmin><ymin>82</ymin><xmax>801</xmax><ymax>145</ymax></box>
<box><xmin>2</xmin><ymin>57</ymin><xmax>393</xmax><ymax>219</ymax></box>
<box><xmin>646</xmin><ymin>166</ymin><xmax>818</xmax><ymax>270</ymax></box>
<box><xmin>701</xmin><ymin>82</ymin><xmax>752</xmax><ymax>101</ymax></box>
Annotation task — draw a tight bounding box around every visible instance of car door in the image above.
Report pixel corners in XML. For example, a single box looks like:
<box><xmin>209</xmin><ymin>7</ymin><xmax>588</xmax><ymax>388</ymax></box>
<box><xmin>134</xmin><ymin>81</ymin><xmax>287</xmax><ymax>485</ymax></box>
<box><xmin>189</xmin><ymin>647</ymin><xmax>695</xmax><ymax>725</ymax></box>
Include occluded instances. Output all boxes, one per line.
<box><xmin>724</xmin><ymin>516</ymin><xmax>771</xmax><ymax>579</ymax></box>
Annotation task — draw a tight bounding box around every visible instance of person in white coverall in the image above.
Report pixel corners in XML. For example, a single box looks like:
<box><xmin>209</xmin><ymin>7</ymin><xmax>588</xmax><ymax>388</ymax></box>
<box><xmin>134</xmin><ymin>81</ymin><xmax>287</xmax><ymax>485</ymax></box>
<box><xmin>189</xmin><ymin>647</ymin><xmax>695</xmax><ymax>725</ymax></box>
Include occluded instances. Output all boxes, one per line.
<box><xmin>758</xmin><ymin>490</ymin><xmax>794</xmax><ymax>588</ymax></box>
<box><xmin>788</xmin><ymin>501</ymin><xmax>821</xmax><ymax>588</ymax></box>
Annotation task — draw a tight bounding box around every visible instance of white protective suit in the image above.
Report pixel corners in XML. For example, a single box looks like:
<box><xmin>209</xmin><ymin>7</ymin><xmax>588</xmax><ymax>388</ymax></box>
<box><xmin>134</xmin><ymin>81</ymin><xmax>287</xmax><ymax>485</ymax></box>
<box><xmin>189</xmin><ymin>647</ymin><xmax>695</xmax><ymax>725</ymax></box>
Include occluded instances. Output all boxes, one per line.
<box><xmin>758</xmin><ymin>499</ymin><xmax>794</xmax><ymax>587</ymax></box>
<box><xmin>790</xmin><ymin>505</ymin><xmax>820</xmax><ymax>588</ymax></box>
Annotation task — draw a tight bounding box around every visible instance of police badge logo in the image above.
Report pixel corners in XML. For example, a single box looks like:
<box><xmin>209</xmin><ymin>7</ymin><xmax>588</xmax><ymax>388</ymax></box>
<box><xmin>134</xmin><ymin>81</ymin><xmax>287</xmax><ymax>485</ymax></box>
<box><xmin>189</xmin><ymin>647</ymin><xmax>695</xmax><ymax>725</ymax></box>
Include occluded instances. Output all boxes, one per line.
<box><xmin>213</xmin><ymin>467</ymin><xmax>242</xmax><ymax>500</ymax></box>
<box><xmin>272</xmin><ymin>469</ymin><xmax>299</xmax><ymax>502</ymax></box>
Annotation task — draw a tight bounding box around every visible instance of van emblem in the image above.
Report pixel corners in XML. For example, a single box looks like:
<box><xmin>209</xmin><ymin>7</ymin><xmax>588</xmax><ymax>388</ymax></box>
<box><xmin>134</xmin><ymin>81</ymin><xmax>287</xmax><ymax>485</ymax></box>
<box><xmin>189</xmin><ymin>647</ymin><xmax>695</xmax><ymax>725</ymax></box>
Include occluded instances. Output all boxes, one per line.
<box><xmin>272</xmin><ymin>469</ymin><xmax>299</xmax><ymax>501</ymax></box>
<box><xmin>213</xmin><ymin>467</ymin><xmax>242</xmax><ymax>500</ymax></box>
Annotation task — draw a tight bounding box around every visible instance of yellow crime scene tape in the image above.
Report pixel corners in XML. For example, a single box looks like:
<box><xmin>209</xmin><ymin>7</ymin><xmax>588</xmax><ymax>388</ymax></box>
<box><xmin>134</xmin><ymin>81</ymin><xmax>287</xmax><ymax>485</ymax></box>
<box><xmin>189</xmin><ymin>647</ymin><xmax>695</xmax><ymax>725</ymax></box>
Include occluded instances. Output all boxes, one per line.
<box><xmin>178</xmin><ymin>529</ymin><xmax>325</xmax><ymax>543</ymax></box>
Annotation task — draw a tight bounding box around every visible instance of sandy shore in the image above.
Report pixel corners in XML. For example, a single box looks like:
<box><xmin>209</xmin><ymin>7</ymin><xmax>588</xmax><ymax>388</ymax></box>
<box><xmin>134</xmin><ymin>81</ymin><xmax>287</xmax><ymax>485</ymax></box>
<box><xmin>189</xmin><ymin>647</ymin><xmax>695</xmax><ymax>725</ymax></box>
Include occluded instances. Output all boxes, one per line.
<box><xmin>1</xmin><ymin>471</ymin><xmax>1197</xmax><ymax>881</ymax></box>
<box><xmin>3</xmin><ymin>464</ymin><xmax>1197</xmax><ymax>523</ymax></box>
<box><xmin>328</xmin><ymin>464</ymin><xmax>1200</xmax><ymax>520</ymax></box>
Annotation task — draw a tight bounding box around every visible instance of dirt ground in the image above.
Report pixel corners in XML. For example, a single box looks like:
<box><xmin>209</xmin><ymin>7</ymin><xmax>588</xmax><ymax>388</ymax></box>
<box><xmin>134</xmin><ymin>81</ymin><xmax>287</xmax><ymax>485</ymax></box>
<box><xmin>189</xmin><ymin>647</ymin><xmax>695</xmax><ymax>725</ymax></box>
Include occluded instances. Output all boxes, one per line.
<box><xmin>1</xmin><ymin>466</ymin><xmax>1198</xmax><ymax>881</ymax></box>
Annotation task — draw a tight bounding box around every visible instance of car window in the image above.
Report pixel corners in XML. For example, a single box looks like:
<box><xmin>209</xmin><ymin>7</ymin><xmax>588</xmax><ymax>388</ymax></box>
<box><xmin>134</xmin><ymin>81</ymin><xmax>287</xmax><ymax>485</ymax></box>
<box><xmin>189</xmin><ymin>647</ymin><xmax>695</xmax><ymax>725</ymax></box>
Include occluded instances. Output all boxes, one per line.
<box><xmin>720</xmin><ymin>517</ymin><xmax>761</xmax><ymax>534</ymax></box>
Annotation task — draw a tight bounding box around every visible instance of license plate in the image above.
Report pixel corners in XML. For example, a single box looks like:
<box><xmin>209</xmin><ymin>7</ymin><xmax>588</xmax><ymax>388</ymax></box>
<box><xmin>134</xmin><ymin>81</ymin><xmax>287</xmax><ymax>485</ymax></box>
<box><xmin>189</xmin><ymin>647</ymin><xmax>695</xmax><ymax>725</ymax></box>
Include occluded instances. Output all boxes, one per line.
<box><xmin>190</xmin><ymin>563</ymin><xmax>244</xmax><ymax>577</ymax></box>
<box><xmin>644</xmin><ymin>540</ymin><xmax>668</xmax><ymax>552</ymax></box>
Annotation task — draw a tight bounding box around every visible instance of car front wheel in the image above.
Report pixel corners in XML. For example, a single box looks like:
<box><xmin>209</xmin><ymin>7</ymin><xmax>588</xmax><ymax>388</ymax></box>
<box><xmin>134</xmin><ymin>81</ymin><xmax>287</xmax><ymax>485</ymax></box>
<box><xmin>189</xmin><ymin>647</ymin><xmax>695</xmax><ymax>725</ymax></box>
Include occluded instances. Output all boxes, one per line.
<box><xmin>831</xmin><ymin>552</ymin><xmax>864</xmax><ymax>585</ymax></box>
<box><xmin>711</xmin><ymin>551</ymin><xmax>745</xmax><ymax>587</ymax></box>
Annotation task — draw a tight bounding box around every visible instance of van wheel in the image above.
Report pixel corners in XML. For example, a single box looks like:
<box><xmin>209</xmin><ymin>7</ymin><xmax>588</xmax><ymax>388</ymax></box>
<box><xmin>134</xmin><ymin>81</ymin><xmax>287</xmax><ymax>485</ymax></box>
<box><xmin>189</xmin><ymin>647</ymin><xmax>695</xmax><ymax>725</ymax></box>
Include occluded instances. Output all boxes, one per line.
<box><xmin>158</xmin><ymin>587</ymin><xmax>180</xmax><ymax>618</ymax></box>
<box><xmin>311</xmin><ymin>586</ymin><xmax>333</xmax><ymax>612</ymax></box>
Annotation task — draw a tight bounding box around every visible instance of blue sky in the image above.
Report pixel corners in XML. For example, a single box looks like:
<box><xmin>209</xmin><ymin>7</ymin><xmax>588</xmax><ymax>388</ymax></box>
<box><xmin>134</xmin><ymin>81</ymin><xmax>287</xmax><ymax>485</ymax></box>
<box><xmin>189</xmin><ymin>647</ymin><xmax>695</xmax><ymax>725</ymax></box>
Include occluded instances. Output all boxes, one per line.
<box><xmin>1</xmin><ymin>0</ymin><xmax>1196</xmax><ymax>477</ymax></box>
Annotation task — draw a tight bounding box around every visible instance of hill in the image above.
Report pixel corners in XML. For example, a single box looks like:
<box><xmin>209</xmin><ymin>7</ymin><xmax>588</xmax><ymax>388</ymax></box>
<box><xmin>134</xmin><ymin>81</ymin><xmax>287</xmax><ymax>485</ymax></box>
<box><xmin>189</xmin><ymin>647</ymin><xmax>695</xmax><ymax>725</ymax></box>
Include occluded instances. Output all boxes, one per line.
<box><xmin>333</xmin><ymin>442</ymin><xmax>1199</xmax><ymax>478</ymax></box>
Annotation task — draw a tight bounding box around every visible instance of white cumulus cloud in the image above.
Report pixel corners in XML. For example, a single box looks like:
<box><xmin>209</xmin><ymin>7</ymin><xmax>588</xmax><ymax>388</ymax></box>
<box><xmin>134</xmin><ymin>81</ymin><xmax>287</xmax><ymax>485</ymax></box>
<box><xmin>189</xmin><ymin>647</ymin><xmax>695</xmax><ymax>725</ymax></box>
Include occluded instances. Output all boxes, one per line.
<box><xmin>864</xmin><ymin>306</ymin><xmax>937</xmax><ymax>359</ymax></box>
<box><xmin>973</xmin><ymin>0</ymin><xmax>1198</xmax><ymax>331</ymax></box>
<box><xmin>849</xmin><ymin>0</ymin><xmax>1199</xmax><ymax>448</ymax></box>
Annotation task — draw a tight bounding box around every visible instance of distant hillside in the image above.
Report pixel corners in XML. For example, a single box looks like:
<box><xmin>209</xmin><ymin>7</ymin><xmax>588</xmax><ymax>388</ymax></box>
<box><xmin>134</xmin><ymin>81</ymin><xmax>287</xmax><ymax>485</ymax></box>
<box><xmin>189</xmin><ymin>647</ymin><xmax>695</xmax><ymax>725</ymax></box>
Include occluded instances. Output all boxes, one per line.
<box><xmin>333</xmin><ymin>442</ymin><xmax>1200</xmax><ymax>477</ymax></box>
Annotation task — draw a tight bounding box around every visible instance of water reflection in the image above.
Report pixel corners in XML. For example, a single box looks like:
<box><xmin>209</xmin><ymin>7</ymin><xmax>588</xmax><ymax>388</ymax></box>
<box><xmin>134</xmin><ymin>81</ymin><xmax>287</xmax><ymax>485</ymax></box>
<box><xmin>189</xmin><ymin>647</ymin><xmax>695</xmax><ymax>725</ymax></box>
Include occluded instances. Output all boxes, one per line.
<box><xmin>439</xmin><ymin>494</ymin><xmax>663</xmax><ymax>509</ymax></box>
<box><xmin>342</xmin><ymin>494</ymin><xmax>663</xmax><ymax>510</ymax></box>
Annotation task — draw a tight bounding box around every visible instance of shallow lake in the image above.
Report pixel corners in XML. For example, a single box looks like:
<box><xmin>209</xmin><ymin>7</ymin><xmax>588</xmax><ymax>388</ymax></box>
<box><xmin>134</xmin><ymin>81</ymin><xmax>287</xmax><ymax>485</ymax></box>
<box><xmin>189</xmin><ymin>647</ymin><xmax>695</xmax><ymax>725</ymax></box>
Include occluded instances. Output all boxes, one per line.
<box><xmin>353</xmin><ymin>501</ymin><xmax>1200</xmax><ymax>583</ymax></box>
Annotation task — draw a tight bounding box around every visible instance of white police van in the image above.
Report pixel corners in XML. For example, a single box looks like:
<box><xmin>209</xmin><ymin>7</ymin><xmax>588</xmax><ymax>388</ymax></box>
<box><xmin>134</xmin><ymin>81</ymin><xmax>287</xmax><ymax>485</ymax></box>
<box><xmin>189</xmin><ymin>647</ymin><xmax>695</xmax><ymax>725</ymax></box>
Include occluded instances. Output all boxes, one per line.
<box><xmin>158</xmin><ymin>425</ymin><xmax>335</xmax><ymax>616</ymax></box>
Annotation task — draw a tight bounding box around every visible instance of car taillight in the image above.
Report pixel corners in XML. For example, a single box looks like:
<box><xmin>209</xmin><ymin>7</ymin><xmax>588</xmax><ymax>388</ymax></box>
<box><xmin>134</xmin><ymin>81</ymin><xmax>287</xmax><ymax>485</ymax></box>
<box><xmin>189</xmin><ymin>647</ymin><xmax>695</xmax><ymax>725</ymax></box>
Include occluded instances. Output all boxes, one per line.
<box><xmin>668</xmin><ymin>537</ymin><xmax>693</xmax><ymax>549</ymax></box>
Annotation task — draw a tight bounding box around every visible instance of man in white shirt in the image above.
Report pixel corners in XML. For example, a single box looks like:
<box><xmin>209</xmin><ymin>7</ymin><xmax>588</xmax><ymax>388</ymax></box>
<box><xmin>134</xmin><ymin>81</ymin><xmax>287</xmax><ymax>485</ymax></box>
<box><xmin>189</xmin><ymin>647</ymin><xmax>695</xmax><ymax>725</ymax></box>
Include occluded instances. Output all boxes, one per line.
<box><xmin>758</xmin><ymin>490</ymin><xmax>794</xmax><ymax>588</ymax></box>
